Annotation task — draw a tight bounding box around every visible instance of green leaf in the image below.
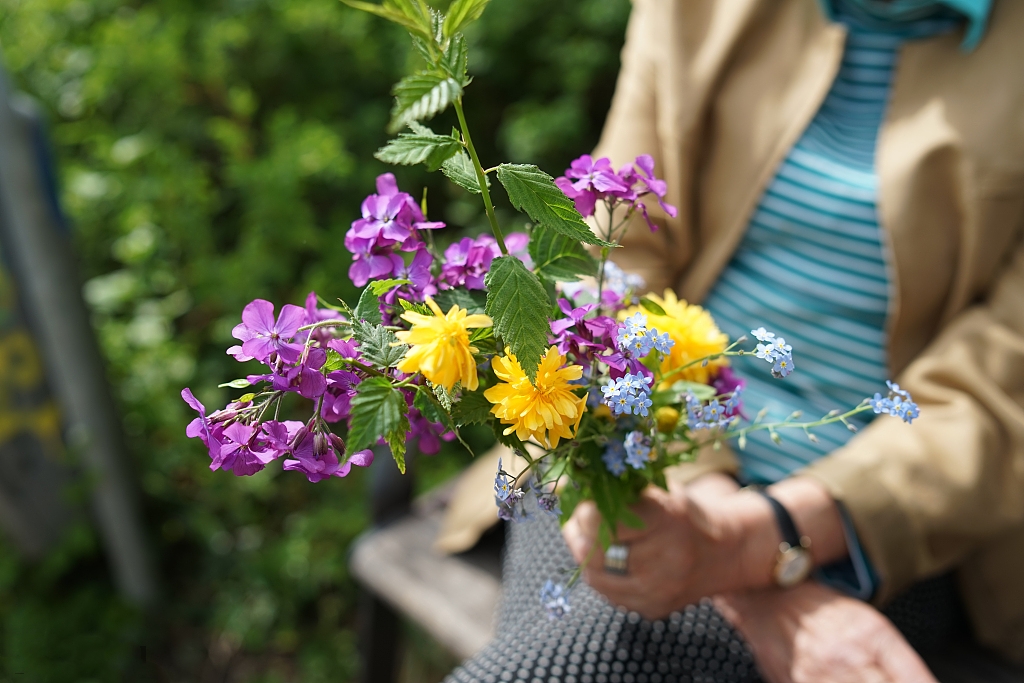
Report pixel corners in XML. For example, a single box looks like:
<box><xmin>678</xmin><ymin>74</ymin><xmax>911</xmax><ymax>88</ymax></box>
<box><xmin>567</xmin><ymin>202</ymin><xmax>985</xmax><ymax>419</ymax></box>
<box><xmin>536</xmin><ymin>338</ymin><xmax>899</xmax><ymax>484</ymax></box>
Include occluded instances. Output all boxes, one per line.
<box><xmin>351</xmin><ymin>321</ymin><xmax>407</xmax><ymax>368</ymax></box>
<box><xmin>390</xmin><ymin>72</ymin><xmax>463</xmax><ymax>133</ymax></box>
<box><xmin>341</xmin><ymin>0</ymin><xmax>433</xmax><ymax>40</ymax></box>
<box><xmin>451</xmin><ymin>389</ymin><xmax>493</xmax><ymax>427</ymax></box>
<box><xmin>529</xmin><ymin>224</ymin><xmax>598</xmax><ymax>282</ymax></box>
<box><xmin>374</xmin><ymin>131</ymin><xmax>460</xmax><ymax>171</ymax></box>
<box><xmin>368</xmin><ymin>278</ymin><xmax>412</xmax><ymax>296</ymax></box>
<box><xmin>413</xmin><ymin>388</ymin><xmax>447</xmax><ymax>424</ymax></box>
<box><xmin>440</xmin><ymin>33</ymin><xmax>469</xmax><ymax>84</ymax></box>
<box><xmin>354</xmin><ymin>287</ymin><xmax>384</xmax><ymax>325</ymax></box>
<box><xmin>385</xmin><ymin>420</ymin><xmax>410</xmax><ymax>474</ymax></box>
<box><xmin>433</xmin><ymin>287</ymin><xmax>487</xmax><ymax>315</ymax></box>
<box><xmin>396</xmin><ymin>297</ymin><xmax>431</xmax><ymax>316</ymax></box>
<box><xmin>496</xmin><ymin>164</ymin><xmax>613</xmax><ymax>247</ymax></box>
<box><xmin>347</xmin><ymin>377</ymin><xmax>409</xmax><ymax>473</ymax></box>
<box><xmin>218</xmin><ymin>378</ymin><xmax>251</xmax><ymax>389</ymax></box>
<box><xmin>443</xmin><ymin>0</ymin><xmax>491</xmax><ymax>37</ymax></box>
<box><xmin>324</xmin><ymin>349</ymin><xmax>346</xmax><ymax>372</ymax></box>
<box><xmin>484</xmin><ymin>255</ymin><xmax>551</xmax><ymax>380</ymax></box>
<box><xmin>441</xmin><ymin>151</ymin><xmax>487</xmax><ymax>194</ymax></box>
<box><xmin>639</xmin><ymin>297</ymin><xmax>667</xmax><ymax>316</ymax></box>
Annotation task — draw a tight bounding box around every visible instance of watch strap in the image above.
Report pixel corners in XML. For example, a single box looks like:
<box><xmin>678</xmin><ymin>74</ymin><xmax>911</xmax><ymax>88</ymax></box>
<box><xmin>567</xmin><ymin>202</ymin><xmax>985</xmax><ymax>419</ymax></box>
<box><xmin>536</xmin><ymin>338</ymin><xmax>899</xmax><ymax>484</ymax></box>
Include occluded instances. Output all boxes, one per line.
<box><xmin>756</xmin><ymin>489</ymin><xmax>803</xmax><ymax>549</ymax></box>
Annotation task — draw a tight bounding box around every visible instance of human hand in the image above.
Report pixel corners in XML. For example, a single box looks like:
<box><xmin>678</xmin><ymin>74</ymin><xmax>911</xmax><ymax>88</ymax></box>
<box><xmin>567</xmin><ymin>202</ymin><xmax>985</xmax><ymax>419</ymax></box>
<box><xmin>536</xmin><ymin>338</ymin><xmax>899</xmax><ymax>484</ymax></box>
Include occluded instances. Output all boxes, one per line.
<box><xmin>714</xmin><ymin>583</ymin><xmax>938</xmax><ymax>683</ymax></box>
<box><xmin>561</xmin><ymin>473</ymin><xmax>761</xmax><ymax>618</ymax></box>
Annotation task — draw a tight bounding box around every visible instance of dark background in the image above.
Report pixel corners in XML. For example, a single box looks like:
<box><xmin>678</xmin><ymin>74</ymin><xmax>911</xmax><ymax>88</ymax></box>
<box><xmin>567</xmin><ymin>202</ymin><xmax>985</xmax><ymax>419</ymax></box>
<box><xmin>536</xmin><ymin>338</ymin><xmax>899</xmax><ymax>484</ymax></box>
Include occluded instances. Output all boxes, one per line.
<box><xmin>0</xmin><ymin>0</ymin><xmax>629</xmax><ymax>680</ymax></box>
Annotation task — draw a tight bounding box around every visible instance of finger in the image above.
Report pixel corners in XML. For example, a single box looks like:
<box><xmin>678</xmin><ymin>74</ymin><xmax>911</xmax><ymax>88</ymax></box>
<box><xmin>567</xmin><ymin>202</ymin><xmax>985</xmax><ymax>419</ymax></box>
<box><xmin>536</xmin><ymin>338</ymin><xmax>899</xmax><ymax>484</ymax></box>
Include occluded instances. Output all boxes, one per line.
<box><xmin>614</xmin><ymin>489</ymin><xmax>671</xmax><ymax>542</ymax></box>
<box><xmin>561</xmin><ymin>514</ymin><xmax>592</xmax><ymax>565</ymax></box>
<box><xmin>876</xmin><ymin>634</ymin><xmax>938</xmax><ymax>683</ymax></box>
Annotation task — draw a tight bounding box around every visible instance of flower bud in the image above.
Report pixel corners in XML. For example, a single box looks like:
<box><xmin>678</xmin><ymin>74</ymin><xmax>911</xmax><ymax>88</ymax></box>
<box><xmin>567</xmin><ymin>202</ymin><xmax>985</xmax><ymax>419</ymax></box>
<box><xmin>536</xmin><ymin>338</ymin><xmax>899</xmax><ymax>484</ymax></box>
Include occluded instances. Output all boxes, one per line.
<box><xmin>329</xmin><ymin>433</ymin><xmax>346</xmax><ymax>456</ymax></box>
<box><xmin>655</xmin><ymin>406</ymin><xmax>680</xmax><ymax>434</ymax></box>
<box><xmin>314</xmin><ymin>433</ymin><xmax>329</xmax><ymax>458</ymax></box>
<box><xmin>289</xmin><ymin>423</ymin><xmax>311</xmax><ymax>450</ymax></box>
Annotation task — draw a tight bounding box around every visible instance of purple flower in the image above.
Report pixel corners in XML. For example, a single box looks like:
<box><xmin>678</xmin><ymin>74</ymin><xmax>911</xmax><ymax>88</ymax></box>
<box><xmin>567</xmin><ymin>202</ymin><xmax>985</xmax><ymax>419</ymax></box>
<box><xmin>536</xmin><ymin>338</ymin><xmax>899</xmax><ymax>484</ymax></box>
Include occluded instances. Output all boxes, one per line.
<box><xmin>555</xmin><ymin>154</ymin><xmax>677</xmax><ymax>231</ymax></box>
<box><xmin>321</xmin><ymin>370</ymin><xmax>360</xmax><ymax>423</ymax></box>
<box><xmin>441</xmin><ymin>235</ymin><xmax>499</xmax><ymax>290</ymax></box>
<box><xmin>283</xmin><ymin>431</ymin><xmax>374</xmax><ymax>483</ymax></box>
<box><xmin>349</xmin><ymin>173</ymin><xmax>444</xmax><ymax>247</ymax></box>
<box><xmin>213</xmin><ymin>422</ymin><xmax>279</xmax><ymax>476</ymax></box>
<box><xmin>632</xmin><ymin>154</ymin><xmax>678</xmax><ymax>220</ymax></box>
<box><xmin>272</xmin><ymin>347</ymin><xmax>328</xmax><ymax>399</ymax></box>
<box><xmin>345</xmin><ymin>174</ymin><xmax>445</xmax><ymax>287</ymax></box>
<box><xmin>408</xmin><ymin>410</ymin><xmax>453</xmax><ymax>455</ymax></box>
<box><xmin>232</xmin><ymin>299</ymin><xmax>305</xmax><ymax>363</ymax></box>
<box><xmin>554</xmin><ymin>155</ymin><xmax>630</xmax><ymax>217</ymax></box>
<box><xmin>713</xmin><ymin>367</ymin><xmax>746</xmax><ymax>418</ymax></box>
<box><xmin>383</xmin><ymin>246</ymin><xmax>437</xmax><ymax>304</ymax></box>
<box><xmin>302</xmin><ymin>291</ymin><xmax>341</xmax><ymax>346</ymax></box>
<box><xmin>183</xmin><ymin>388</ymin><xmax>216</xmax><ymax>447</ymax></box>
<box><xmin>345</xmin><ymin>234</ymin><xmax>401</xmax><ymax>287</ymax></box>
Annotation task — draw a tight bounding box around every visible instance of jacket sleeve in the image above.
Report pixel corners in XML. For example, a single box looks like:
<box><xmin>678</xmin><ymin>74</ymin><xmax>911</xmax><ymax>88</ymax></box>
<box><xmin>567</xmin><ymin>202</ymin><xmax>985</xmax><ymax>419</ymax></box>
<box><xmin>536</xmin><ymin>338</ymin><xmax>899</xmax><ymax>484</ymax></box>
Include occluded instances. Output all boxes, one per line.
<box><xmin>801</xmin><ymin>234</ymin><xmax>1024</xmax><ymax>605</ymax></box>
<box><xmin>591</xmin><ymin>0</ymin><xmax>689</xmax><ymax>295</ymax></box>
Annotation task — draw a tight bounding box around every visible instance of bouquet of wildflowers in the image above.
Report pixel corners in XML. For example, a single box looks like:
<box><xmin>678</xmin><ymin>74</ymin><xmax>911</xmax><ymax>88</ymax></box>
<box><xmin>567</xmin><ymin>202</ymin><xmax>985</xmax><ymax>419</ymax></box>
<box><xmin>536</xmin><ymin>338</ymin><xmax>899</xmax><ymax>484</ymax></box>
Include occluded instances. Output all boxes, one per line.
<box><xmin>182</xmin><ymin>0</ymin><xmax>919</xmax><ymax>617</ymax></box>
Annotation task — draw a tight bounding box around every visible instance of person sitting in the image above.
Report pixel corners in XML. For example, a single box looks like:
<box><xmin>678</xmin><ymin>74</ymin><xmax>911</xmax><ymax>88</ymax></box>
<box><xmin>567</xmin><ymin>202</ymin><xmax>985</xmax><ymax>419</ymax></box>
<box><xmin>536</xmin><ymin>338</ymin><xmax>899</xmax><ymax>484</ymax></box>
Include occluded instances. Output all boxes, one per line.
<box><xmin>439</xmin><ymin>1</ymin><xmax>1024</xmax><ymax>681</ymax></box>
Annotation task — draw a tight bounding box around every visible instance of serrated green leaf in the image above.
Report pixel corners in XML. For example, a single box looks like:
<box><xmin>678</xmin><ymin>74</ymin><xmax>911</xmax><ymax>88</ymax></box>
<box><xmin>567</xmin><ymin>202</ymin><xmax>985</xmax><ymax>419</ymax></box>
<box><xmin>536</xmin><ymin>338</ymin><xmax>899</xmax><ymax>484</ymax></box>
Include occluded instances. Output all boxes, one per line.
<box><xmin>433</xmin><ymin>288</ymin><xmax>487</xmax><ymax>315</ymax></box>
<box><xmin>396</xmin><ymin>298</ymin><xmax>431</xmax><ymax>316</ymax></box>
<box><xmin>529</xmin><ymin>224</ymin><xmax>598</xmax><ymax>282</ymax></box>
<box><xmin>354</xmin><ymin>287</ymin><xmax>384</xmax><ymax>325</ymax></box>
<box><xmin>324</xmin><ymin>349</ymin><xmax>346</xmax><ymax>372</ymax></box>
<box><xmin>639</xmin><ymin>297</ymin><xmax>667</xmax><ymax>316</ymax></box>
<box><xmin>341</xmin><ymin>0</ymin><xmax>433</xmax><ymax>39</ymax></box>
<box><xmin>375</xmin><ymin>131</ymin><xmax>460</xmax><ymax>171</ymax></box>
<box><xmin>347</xmin><ymin>377</ymin><xmax>409</xmax><ymax>473</ymax></box>
<box><xmin>496</xmin><ymin>164</ymin><xmax>613</xmax><ymax>247</ymax></box>
<box><xmin>441</xmin><ymin>151</ymin><xmax>487</xmax><ymax>194</ymax></box>
<box><xmin>352</xmin><ymin>321</ymin><xmax>408</xmax><ymax>368</ymax></box>
<box><xmin>218</xmin><ymin>378</ymin><xmax>251</xmax><ymax>389</ymax></box>
<box><xmin>414</xmin><ymin>388</ymin><xmax>448</xmax><ymax>424</ymax></box>
<box><xmin>386</xmin><ymin>419</ymin><xmax>410</xmax><ymax>473</ymax></box>
<box><xmin>440</xmin><ymin>33</ymin><xmax>469</xmax><ymax>84</ymax></box>
<box><xmin>451</xmin><ymin>389</ymin><xmax>493</xmax><ymax>427</ymax></box>
<box><xmin>390</xmin><ymin>72</ymin><xmax>463</xmax><ymax>133</ymax></box>
<box><xmin>443</xmin><ymin>0</ymin><xmax>491</xmax><ymax>37</ymax></box>
<box><xmin>484</xmin><ymin>255</ymin><xmax>551</xmax><ymax>380</ymax></box>
<box><xmin>368</xmin><ymin>278</ymin><xmax>412</xmax><ymax>296</ymax></box>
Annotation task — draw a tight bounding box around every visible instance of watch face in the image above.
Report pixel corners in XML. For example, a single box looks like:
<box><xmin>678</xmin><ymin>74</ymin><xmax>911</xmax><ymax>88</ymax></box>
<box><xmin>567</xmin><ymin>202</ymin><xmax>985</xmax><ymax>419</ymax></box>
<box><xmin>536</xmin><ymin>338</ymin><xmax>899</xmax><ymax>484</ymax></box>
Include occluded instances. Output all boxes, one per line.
<box><xmin>775</xmin><ymin>547</ymin><xmax>812</xmax><ymax>588</ymax></box>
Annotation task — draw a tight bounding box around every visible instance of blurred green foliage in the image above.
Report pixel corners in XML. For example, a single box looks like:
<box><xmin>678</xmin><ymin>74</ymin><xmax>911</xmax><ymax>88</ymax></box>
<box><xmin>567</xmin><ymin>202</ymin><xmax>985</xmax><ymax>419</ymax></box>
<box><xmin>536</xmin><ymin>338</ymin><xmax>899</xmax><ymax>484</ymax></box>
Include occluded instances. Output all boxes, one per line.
<box><xmin>0</xmin><ymin>0</ymin><xmax>628</xmax><ymax>679</ymax></box>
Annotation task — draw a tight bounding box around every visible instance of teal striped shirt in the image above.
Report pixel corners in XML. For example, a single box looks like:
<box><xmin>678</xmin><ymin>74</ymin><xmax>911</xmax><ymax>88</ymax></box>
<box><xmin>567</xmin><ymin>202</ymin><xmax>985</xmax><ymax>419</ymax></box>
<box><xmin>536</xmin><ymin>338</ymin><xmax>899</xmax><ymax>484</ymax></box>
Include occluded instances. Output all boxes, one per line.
<box><xmin>702</xmin><ymin>1</ymin><xmax>960</xmax><ymax>597</ymax></box>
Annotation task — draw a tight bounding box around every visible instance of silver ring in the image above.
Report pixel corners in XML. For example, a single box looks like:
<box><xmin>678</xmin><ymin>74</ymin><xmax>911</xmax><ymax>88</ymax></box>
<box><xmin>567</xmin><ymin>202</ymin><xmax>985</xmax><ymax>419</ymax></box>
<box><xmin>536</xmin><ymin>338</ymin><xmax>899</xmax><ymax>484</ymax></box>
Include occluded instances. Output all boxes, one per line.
<box><xmin>604</xmin><ymin>543</ymin><xmax>629</xmax><ymax>575</ymax></box>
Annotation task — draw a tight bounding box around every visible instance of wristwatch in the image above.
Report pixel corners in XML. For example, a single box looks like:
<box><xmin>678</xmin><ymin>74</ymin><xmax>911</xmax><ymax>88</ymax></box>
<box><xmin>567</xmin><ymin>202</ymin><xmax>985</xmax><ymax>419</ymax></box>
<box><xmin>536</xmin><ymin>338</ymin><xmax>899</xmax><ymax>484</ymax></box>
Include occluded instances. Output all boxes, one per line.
<box><xmin>749</xmin><ymin>487</ymin><xmax>814</xmax><ymax>588</ymax></box>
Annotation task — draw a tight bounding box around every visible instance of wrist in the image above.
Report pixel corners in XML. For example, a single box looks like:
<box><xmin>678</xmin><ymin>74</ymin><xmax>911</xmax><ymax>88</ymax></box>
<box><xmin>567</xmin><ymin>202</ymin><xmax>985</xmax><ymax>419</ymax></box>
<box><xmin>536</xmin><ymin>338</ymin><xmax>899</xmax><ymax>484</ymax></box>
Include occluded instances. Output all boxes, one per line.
<box><xmin>726</xmin><ymin>476</ymin><xmax>850</xmax><ymax>590</ymax></box>
<box><xmin>725</xmin><ymin>488</ymin><xmax>782</xmax><ymax>589</ymax></box>
<box><xmin>767</xmin><ymin>476</ymin><xmax>848</xmax><ymax>567</ymax></box>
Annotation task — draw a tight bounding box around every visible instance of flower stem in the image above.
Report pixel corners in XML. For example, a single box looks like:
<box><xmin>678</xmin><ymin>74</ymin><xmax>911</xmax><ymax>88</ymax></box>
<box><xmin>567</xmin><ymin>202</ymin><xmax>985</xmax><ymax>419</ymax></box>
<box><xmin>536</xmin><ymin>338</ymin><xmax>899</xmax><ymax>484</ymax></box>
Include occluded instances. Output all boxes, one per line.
<box><xmin>453</xmin><ymin>97</ymin><xmax>508</xmax><ymax>255</ymax></box>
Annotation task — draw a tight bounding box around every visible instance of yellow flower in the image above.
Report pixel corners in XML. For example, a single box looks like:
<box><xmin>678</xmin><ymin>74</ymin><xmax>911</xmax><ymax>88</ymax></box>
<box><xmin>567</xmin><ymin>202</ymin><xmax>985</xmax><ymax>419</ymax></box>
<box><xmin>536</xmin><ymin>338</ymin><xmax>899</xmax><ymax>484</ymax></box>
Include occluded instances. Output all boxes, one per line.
<box><xmin>621</xmin><ymin>290</ymin><xmax>728</xmax><ymax>385</ymax></box>
<box><xmin>655</xmin><ymin>406</ymin><xmax>680</xmax><ymax>434</ymax></box>
<box><xmin>484</xmin><ymin>346</ymin><xmax>587</xmax><ymax>449</ymax></box>
<box><xmin>394</xmin><ymin>297</ymin><xmax>492</xmax><ymax>391</ymax></box>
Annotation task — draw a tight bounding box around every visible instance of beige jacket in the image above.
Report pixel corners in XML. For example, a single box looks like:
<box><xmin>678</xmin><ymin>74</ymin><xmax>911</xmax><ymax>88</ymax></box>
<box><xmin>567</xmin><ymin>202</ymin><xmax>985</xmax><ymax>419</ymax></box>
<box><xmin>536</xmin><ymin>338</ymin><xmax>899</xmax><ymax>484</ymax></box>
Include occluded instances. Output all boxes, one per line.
<box><xmin>442</xmin><ymin>0</ymin><xmax>1024</xmax><ymax>661</ymax></box>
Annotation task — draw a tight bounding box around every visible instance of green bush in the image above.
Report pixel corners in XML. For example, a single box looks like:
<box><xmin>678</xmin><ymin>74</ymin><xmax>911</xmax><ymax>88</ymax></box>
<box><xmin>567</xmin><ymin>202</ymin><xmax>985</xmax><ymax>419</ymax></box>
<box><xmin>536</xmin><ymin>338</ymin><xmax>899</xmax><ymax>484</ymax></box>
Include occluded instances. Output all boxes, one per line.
<box><xmin>0</xmin><ymin>0</ymin><xmax>629</xmax><ymax>679</ymax></box>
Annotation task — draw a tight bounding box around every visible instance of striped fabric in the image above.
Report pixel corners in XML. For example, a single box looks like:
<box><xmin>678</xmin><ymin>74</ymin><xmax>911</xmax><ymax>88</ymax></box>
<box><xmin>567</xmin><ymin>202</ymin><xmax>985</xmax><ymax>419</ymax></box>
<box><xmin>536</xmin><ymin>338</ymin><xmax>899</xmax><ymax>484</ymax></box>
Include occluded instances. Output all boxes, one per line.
<box><xmin>702</xmin><ymin>3</ymin><xmax>958</xmax><ymax>485</ymax></box>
